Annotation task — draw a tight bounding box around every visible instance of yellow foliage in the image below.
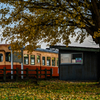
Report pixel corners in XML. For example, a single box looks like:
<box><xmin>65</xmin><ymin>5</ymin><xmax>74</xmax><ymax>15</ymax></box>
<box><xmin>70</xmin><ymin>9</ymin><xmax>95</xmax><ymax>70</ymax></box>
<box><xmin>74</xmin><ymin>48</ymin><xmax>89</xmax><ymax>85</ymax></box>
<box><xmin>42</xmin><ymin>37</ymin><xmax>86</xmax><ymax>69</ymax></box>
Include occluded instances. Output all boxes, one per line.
<box><xmin>93</xmin><ymin>28</ymin><xmax>100</xmax><ymax>39</ymax></box>
<box><xmin>0</xmin><ymin>0</ymin><xmax>100</xmax><ymax>51</ymax></box>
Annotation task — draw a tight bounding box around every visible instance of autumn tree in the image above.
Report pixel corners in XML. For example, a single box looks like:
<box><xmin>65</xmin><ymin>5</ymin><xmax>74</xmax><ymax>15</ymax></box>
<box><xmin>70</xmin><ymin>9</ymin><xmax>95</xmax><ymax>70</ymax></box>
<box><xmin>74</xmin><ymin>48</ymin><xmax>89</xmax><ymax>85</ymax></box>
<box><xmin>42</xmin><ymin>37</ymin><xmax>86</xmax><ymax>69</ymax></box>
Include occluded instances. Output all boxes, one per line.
<box><xmin>0</xmin><ymin>0</ymin><xmax>100</xmax><ymax>51</ymax></box>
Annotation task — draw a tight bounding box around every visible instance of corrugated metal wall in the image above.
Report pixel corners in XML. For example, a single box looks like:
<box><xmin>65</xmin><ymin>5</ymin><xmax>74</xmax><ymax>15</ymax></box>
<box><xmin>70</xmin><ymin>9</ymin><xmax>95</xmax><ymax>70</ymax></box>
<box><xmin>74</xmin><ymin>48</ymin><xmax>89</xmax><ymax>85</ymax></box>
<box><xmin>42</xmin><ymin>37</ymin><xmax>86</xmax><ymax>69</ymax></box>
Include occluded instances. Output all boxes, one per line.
<box><xmin>59</xmin><ymin>50</ymin><xmax>98</xmax><ymax>81</ymax></box>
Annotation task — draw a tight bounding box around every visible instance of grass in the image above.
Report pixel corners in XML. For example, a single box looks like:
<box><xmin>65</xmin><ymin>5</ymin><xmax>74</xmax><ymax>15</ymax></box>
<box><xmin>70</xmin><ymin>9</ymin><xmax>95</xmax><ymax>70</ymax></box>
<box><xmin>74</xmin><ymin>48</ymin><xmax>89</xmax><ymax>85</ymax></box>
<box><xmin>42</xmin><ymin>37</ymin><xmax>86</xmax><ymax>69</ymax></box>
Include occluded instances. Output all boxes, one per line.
<box><xmin>0</xmin><ymin>79</ymin><xmax>100</xmax><ymax>100</ymax></box>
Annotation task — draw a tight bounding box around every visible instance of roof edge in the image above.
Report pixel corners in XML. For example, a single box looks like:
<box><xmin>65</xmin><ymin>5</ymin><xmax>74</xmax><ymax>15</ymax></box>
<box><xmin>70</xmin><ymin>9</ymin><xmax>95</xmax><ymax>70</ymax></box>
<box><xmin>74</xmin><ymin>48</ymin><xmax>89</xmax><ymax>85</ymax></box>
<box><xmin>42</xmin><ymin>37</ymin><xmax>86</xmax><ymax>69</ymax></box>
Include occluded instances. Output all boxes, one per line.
<box><xmin>50</xmin><ymin>45</ymin><xmax>100</xmax><ymax>52</ymax></box>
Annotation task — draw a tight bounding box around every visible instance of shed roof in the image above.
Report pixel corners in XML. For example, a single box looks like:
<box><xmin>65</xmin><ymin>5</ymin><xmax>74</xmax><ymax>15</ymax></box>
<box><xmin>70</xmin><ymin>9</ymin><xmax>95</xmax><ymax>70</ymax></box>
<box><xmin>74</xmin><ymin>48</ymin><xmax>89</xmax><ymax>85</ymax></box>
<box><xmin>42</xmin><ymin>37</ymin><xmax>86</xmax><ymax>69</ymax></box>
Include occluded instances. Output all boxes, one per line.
<box><xmin>50</xmin><ymin>45</ymin><xmax>100</xmax><ymax>52</ymax></box>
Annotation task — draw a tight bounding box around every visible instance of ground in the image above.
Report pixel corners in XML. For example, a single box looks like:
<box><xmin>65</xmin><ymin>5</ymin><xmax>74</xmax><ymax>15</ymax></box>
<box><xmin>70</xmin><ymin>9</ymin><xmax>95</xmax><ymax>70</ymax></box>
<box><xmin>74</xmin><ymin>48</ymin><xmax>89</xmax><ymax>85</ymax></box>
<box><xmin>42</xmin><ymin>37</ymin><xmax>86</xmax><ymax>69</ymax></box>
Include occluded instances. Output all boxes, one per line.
<box><xmin>0</xmin><ymin>79</ymin><xmax>100</xmax><ymax>100</ymax></box>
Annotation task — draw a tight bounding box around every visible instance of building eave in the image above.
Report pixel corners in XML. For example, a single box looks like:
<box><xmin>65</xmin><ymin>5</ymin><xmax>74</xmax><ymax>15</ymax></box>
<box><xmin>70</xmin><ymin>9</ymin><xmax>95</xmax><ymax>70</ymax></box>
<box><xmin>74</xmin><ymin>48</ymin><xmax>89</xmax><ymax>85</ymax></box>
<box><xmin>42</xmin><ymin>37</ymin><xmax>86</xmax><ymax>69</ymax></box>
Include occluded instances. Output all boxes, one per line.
<box><xmin>50</xmin><ymin>45</ymin><xmax>100</xmax><ymax>52</ymax></box>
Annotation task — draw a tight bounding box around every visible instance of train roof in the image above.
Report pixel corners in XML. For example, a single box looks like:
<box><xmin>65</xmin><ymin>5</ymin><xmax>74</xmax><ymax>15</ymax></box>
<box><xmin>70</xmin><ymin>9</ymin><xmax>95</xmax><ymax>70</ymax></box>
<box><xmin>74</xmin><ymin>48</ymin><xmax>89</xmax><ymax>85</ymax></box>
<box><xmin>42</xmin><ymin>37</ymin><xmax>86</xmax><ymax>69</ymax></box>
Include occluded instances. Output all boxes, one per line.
<box><xmin>35</xmin><ymin>48</ymin><xmax>58</xmax><ymax>54</ymax></box>
<box><xmin>6</xmin><ymin>44</ymin><xmax>58</xmax><ymax>54</ymax></box>
<box><xmin>0</xmin><ymin>44</ymin><xmax>10</xmax><ymax>46</ymax></box>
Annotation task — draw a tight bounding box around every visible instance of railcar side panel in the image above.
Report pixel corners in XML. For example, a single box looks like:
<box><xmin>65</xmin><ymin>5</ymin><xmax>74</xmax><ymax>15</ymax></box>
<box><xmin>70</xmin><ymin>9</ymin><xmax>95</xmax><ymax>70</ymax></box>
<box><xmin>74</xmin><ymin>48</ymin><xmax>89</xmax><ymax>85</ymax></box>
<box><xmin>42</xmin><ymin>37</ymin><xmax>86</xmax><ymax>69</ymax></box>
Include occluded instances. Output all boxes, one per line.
<box><xmin>0</xmin><ymin>44</ymin><xmax>59</xmax><ymax>78</ymax></box>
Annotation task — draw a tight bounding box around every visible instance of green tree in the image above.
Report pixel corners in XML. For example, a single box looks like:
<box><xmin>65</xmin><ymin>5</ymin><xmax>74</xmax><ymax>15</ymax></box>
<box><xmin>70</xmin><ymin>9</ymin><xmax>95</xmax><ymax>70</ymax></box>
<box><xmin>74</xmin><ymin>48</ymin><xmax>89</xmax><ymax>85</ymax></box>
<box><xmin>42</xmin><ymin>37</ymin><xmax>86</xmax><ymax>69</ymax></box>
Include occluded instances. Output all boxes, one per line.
<box><xmin>0</xmin><ymin>0</ymin><xmax>100</xmax><ymax>51</ymax></box>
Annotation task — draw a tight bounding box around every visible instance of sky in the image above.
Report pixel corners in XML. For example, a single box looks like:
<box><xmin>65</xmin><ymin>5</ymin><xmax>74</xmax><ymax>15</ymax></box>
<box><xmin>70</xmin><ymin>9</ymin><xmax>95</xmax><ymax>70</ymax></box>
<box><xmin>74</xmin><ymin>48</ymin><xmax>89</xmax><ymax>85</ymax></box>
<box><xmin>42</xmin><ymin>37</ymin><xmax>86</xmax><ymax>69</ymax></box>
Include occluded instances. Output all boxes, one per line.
<box><xmin>0</xmin><ymin>25</ymin><xmax>99</xmax><ymax>49</ymax></box>
<box><xmin>39</xmin><ymin>35</ymin><xmax>99</xmax><ymax>49</ymax></box>
<box><xmin>0</xmin><ymin>28</ymin><xmax>99</xmax><ymax>49</ymax></box>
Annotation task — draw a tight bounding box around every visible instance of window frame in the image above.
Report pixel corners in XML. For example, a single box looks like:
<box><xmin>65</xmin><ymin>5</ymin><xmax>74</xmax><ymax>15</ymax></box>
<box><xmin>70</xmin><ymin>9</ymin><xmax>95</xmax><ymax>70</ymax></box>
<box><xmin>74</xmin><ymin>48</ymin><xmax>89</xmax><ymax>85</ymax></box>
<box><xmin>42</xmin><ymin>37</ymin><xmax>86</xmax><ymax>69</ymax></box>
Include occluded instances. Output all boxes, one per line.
<box><xmin>52</xmin><ymin>57</ymin><xmax>55</xmax><ymax>66</ymax></box>
<box><xmin>57</xmin><ymin>58</ymin><xmax>58</xmax><ymax>66</ymax></box>
<box><xmin>30</xmin><ymin>55</ymin><xmax>35</xmax><ymax>65</ymax></box>
<box><xmin>60</xmin><ymin>52</ymin><xmax>83</xmax><ymax>65</ymax></box>
<box><xmin>42</xmin><ymin>56</ymin><xmax>45</xmax><ymax>65</ymax></box>
<box><xmin>47</xmin><ymin>57</ymin><xmax>51</xmax><ymax>66</ymax></box>
<box><xmin>24</xmin><ymin>54</ymin><xmax>29</xmax><ymax>65</ymax></box>
<box><xmin>37</xmin><ymin>55</ymin><xmax>40</xmax><ymax>63</ymax></box>
<box><xmin>0</xmin><ymin>53</ymin><xmax>3</xmax><ymax>62</ymax></box>
<box><xmin>6</xmin><ymin>52</ymin><xmax>11</xmax><ymax>62</ymax></box>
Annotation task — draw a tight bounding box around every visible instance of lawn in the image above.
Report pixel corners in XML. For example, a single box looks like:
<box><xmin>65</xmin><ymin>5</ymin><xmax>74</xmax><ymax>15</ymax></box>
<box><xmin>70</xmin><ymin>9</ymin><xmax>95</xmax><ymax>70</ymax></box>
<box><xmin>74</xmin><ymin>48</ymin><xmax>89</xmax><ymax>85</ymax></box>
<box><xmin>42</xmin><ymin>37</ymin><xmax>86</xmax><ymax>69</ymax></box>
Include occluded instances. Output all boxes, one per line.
<box><xmin>0</xmin><ymin>79</ymin><xmax>100</xmax><ymax>100</ymax></box>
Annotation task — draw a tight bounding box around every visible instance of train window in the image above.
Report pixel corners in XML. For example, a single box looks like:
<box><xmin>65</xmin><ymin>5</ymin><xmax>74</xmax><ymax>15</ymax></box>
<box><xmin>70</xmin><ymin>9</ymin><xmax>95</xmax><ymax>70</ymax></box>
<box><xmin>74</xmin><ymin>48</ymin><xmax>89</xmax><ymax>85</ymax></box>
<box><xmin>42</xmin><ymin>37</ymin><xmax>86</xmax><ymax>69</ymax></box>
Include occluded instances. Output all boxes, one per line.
<box><xmin>6</xmin><ymin>52</ymin><xmax>11</xmax><ymax>62</ymax></box>
<box><xmin>42</xmin><ymin>57</ymin><xmax>45</xmax><ymax>65</ymax></box>
<box><xmin>57</xmin><ymin>58</ymin><xmax>58</xmax><ymax>66</ymax></box>
<box><xmin>30</xmin><ymin>55</ymin><xmax>35</xmax><ymax>65</ymax></box>
<box><xmin>0</xmin><ymin>54</ymin><xmax>3</xmax><ymax>62</ymax></box>
<box><xmin>47</xmin><ymin>57</ymin><xmax>51</xmax><ymax>66</ymax></box>
<box><xmin>37</xmin><ymin>55</ymin><xmax>40</xmax><ymax>63</ymax></box>
<box><xmin>24</xmin><ymin>54</ymin><xmax>29</xmax><ymax>64</ymax></box>
<box><xmin>52</xmin><ymin>57</ymin><xmax>55</xmax><ymax>66</ymax></box>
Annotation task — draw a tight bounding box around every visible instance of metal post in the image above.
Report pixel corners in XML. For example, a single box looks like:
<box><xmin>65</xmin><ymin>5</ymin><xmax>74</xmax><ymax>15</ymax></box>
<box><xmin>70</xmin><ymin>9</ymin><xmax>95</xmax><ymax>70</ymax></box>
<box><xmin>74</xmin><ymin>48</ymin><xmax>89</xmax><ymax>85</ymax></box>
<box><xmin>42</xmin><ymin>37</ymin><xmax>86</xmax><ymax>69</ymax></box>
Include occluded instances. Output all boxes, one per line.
<box><xmin>11</xmin><ymin>50</ymin><xmax>13</xmax><ymax>79</ymax></box>
<box><xmin>40</xmin><ymin>54</ymin><xmax>41</xmax><ymax>78</ymax></box>
<box><xmin>21</xmin><ymin>49</ymin><xmax>23</xmax><ymax>79</ymax></box>
<box><xmin>37</xmin><ymin>53</ymin><xmax>41</xmax><ymax>78</ymax></box>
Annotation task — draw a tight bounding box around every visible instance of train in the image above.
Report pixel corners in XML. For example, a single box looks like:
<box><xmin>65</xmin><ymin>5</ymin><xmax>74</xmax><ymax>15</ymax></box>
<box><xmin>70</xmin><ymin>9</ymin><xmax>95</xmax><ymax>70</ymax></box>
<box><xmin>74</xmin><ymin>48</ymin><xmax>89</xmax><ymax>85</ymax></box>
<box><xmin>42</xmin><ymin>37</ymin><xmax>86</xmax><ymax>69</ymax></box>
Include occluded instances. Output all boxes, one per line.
<box><xmin>0</xmin><ymin>44</ymin><xmax>59</xmax><ymax>79</ymax></box>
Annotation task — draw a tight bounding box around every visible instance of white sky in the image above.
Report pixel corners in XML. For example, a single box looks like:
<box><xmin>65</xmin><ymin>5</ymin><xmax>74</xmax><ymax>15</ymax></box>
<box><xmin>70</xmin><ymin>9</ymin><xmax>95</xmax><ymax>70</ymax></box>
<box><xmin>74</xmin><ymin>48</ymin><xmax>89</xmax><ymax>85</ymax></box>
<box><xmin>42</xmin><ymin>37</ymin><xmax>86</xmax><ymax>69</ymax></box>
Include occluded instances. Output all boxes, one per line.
<box><xmin>0</xmin><ymin>33</ymin><xmax>99</xmax><ymax>49</ymax></box>
<box><xmin>40</xmin><ymin>35</ymin><xmax>99</xmax><ymax>49</ymax></box>
<box><xmin>0</xmin><ymin>28</ymin><xmax>99</xmax><ymax>49</ymax></box>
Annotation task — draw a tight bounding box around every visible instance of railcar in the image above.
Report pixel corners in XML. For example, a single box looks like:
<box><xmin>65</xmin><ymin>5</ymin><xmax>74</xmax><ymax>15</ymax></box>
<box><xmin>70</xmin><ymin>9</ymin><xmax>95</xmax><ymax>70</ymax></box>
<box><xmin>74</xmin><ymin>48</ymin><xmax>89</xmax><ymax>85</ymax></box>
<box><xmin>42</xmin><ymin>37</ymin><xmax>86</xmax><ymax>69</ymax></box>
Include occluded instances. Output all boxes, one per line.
<box><xmin>0</xmin><ymin>44</ymin><xmax>59</xmax><ymax>78</ymax></box>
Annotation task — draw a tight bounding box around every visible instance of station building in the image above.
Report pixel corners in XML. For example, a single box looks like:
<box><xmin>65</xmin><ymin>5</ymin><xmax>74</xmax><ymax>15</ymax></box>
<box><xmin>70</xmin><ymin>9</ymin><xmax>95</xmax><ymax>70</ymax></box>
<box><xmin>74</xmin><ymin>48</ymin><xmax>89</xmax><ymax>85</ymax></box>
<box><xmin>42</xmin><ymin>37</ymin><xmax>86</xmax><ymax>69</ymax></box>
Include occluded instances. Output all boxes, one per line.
<box><xmin>50</xmin><ymin>45</ymin><xmax>100</xmax><ymax>81</ymax></box>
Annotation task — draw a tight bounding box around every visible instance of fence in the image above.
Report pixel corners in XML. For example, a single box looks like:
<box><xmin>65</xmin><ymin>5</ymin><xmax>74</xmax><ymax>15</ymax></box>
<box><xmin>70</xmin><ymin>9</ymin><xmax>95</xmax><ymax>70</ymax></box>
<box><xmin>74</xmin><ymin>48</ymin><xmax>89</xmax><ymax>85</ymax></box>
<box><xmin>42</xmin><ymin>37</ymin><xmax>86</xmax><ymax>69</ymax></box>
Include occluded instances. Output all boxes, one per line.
<box><xmin>0</xmin><ymin>67</ymin><xmax>52</xmax><ymax>82</ymax></box>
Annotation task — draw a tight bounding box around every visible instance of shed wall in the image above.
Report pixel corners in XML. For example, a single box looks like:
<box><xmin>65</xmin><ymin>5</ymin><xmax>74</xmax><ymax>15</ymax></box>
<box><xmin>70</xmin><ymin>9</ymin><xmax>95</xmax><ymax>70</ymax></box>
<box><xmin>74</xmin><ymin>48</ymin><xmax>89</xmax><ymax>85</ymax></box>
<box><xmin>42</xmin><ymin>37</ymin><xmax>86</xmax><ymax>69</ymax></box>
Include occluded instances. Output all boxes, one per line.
<box><xmin>59</xmin><ymin>50</ymin><xmax>98</xmax><ymax>81</ymax></box>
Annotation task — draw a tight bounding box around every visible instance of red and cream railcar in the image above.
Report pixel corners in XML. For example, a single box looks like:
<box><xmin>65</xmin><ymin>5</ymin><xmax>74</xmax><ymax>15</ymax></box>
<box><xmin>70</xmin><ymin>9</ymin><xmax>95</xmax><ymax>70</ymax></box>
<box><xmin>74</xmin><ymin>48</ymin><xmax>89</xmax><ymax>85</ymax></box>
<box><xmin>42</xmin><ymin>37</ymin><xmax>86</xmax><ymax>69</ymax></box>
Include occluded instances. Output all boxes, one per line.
<box><xmin>0</xmin><ymin>44</ymin><xmax>59</xmax><ymax>78</ymax></box>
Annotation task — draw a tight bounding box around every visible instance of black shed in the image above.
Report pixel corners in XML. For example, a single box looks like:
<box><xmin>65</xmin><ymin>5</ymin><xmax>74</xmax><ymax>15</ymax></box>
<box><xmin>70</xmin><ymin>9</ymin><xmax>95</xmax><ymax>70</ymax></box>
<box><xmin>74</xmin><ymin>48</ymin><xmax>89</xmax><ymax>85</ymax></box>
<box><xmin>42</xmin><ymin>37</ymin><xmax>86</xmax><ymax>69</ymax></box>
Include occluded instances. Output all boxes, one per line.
<box><xmin>50</xmin><ymin>46</ymin><xmax>100</xmax><ymax>81</ymax></box>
